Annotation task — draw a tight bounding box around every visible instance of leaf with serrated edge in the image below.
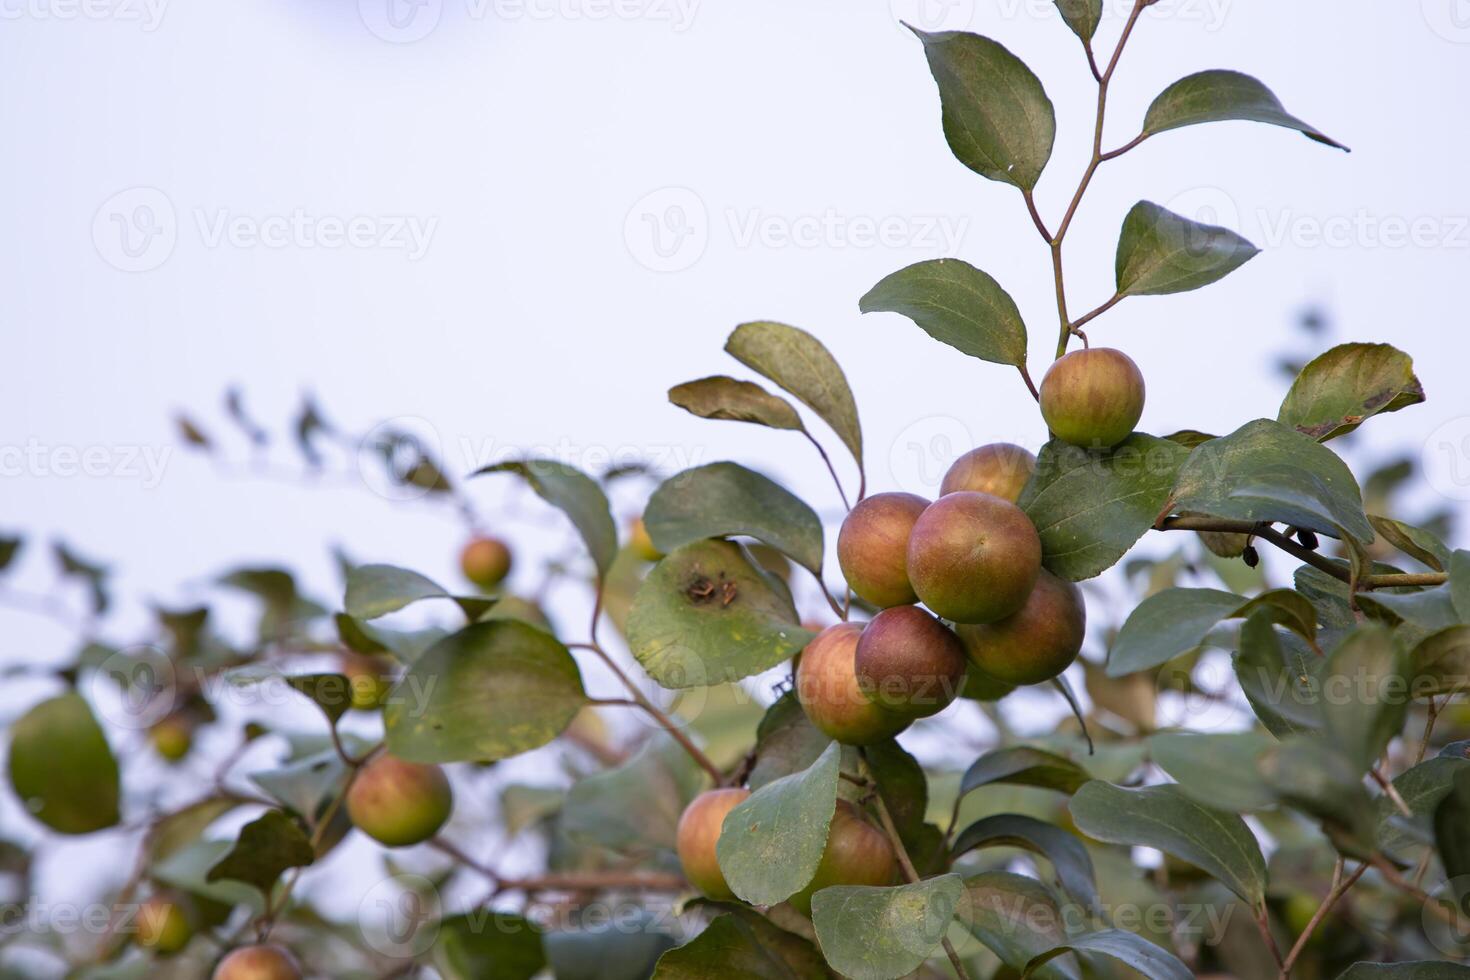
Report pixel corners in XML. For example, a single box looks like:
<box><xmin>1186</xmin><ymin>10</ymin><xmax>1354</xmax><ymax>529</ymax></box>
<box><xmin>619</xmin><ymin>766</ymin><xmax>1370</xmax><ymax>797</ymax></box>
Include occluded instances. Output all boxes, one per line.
<box><xmin>859</xmin><ymin>258</ymin><xmax>1027</xmax><ymax>368</ymax></box>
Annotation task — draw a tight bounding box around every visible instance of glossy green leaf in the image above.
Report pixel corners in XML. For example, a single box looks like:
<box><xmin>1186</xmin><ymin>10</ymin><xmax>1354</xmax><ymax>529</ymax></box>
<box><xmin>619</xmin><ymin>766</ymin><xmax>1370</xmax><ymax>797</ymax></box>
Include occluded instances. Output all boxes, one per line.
<box><xmin>717</xmin><ymin>742</ymin><xmax>840</xmax><ymax>907</ymax></box>
<box><xmin>7</xmin><ymin>694</ymin><xmax>119</xmax><ymax>835</ymax></box>
<box><xmin>1114</xmin><ymin>201</ymin><xmax>1259</xmax><ymax>297</ymax></box>
<box><xmin>644</xmin><ymin>462</ymin><xmax>825</xmax><ymax>575</ymax></box>
<box><xmin>1053</xmin><ymin>0</ymin><xmax>1101</xmax><ymax>42</ymax></box>
<box><xmin>1321</xmin><ymin>625</ymin><xmax>1408</xmax><ymax>772</ymax></box>
<box><xmin>1149</xmin><ymin>732</ymin><xmax>1275</xmax><ymax>812</ymax></box>
<box><xmin>959</xmin><ymin>872</ymin><xmax>1078</xmax><ymax>980</ymax></box>
<box><xmin>627</xmin><ymin>539</ymin><xmax>811</xmax><ymax>689</ymax></box>
<box><xmin>205</xmin><ymin>810</ymin><xmax>314</xmax><ymax>898</ymax></box>
<box><xmin>1069</xmin><ymin>781</ymin><xmax>1266</xmax><ymax>906</ymax></box>
<box><xmin>432</xmin><ymin>912</ymin><xmax>546</xmax><ymax>980</ymax></box>
<box><xmin>910</xmin><ymin>28</ymin><xmax>1055</xmax><ymax>190</ymax></box>
<box><xmin>858</xmin><ymin>258</ymin><xmax>1027</xmax><ymax>368</ymax></box>
<box><xmin>384</xmin><ymin>620</ymin><xmax>587</xmax><ymax>763</ymax></box>
<box><xmin>562</xmin><ymin>734</ymin><xmax>705</xmax><ymax>857</ymax></box>
<box><xmin>958</xmin><ymin>746</ymin><xmax>1090</xmax><ymax>799</ymax></box>
<box><xmin>1026</xmin><ymin>930</ymin><xmax>1192</xmax><ymax>980</ymax></box>
<box><xmin>653</xmin><ymin>912</ymin><xmax>828</xmax><ymax>979</ymax></box>
<box><xmin>1167</xmin><ymin>419</ymin><xmax>1374</xmax><ymax>544</ymax></box>
<box><xmin>1140</xmin><ymin>70</ymin><xmax>1347</xmax><ymax>150</ymax></box>
<box><xmin>668</xmin><ymin>376</ymin><xmax>806</xmax><ymax>432</ymax></box>
<box><xmin>725</xmin><ymin>321</ymin><xmax>863</xmax><ymax>470</ymax></box>
<box><xmin>472</xmin><ymin>459</ymin><xmax>618</xmax><ymax>577</ymax></box>
<box><xmin>810</xmin><ymin>875</ymin><xmax>964</xmax><ymax>980</ymax></box>
<box><xmin>1020</xmin><ymin>435</ymin><xmax>1190</xmax><ymax>581</ymax></box>
<box><xmin>952</xmin><ymin>814</ymin><xmax>1097</xmax><ymax>908</ymax></box>
<box><xmin>1278</xmin><ymin>343</ymin><xmax>1425</xmax><ymax>441</ymax></box>
<box><xmin>1107</xmin><ymin>588</ymin><xmax>1242</xmax><ymax>677</ymax></box>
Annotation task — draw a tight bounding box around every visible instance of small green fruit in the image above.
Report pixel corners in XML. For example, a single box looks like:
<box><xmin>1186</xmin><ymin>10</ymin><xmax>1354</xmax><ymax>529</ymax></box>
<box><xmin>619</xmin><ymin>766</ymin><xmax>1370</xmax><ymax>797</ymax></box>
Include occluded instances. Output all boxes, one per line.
<box><xmin>957</xmin><ymin>570</ymin><xmax>1086</xmax><ymax>686</ymax></box>
<box><xmin>676</xmin><ymin>787</ymin><xmax>751</xmax><ymax>900</ymax></box>
<box><xmin>341</xmin><ymin>654</ymin><xmax>393</xmax><ymax>711</ymax></box>
<box><xmin>212</xmin><ymin>944</ymin><xmax>303</xmax><ymax>980</ymax></box>
<box><xmin>940</xmin><ymin>443</ymin><xmax>1037</xmax><ymax>503</ymax></box>
<box><xmin>853</xmin><ymin>606</ymin><xmax>967</xmax><ymax>719</ymax></box>
<box><xmin>149</xmin><ymin>716</ymin><xmax>192</xmax><ymax>763</ymax></box>
<box><xmin>906</xmin><ymin>492</ymin><xmax>1041</xmax><ymax>624</ymax></box>
<box><xmin>460</xmin><ymin>536</ymin><xmax>513</xmax><ymax>589</ymax></box>
<box><xmin>788</xmin><ymin>801</ymin><xmax>898</xmax><ymax>916</ymax></box>
<box><xmin>136</xmin><ymin>896</ymin><xmax>192</xmax><ymax>955</ymax></box>
<box><xmin>837</xmin><ymin>492</ymin><xmax>929</xmax><ymax>608</ymax></box>
<box><xmin>795</xmin><ymin>623</ymin><xmax>911</xmax><ymax>745</ymax></box>
<box><xmin>1039</xmin><ymin>347</ymin><xmax>1145</xmax><ymax>449</ymax></box>
<box><xmin>345</xmin><ymin>754</ymin><xmax>453</xmax><ymax>847</ymax></box>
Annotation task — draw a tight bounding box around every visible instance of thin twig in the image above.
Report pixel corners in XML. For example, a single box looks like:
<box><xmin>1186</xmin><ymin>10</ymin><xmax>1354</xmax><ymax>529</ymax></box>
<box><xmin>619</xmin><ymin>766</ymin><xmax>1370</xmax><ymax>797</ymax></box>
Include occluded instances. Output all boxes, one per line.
<box><xmin>1369</xmin><ymin>767</ymin><xmax>1413</xmax><ymax>818</ymax></box>
<box><xmin>1255</xmin><ymin>905</ymin><xmax>1285</xmax><ymax>970</ymax></box>
<box><xmin>803</xmin><ymin>431</ymin><xmax>852</xmax><ymax>511</ymax></box>
<box><xmin>1277</xmin><ymin>859</ymin><xmax>1366</xmax><ymax>978</ymax></box>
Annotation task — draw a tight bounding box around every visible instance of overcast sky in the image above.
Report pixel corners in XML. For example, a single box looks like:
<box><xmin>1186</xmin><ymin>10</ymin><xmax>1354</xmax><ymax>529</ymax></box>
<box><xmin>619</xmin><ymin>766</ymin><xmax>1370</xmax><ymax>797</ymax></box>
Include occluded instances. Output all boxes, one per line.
<box><xmin>2</xmin><ymin>0</ymin><xmax>1469</xmax><ymax>936</ymax></box>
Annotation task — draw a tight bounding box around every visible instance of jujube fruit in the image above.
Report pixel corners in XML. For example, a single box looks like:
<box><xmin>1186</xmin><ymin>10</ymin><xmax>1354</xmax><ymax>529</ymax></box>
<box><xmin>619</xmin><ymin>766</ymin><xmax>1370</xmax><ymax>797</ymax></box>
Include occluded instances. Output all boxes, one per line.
<box><xmin>212</xmin><ymin>944</ymin><xmax>303</xmax><ymax>980</ymax></box>
<box><xmin>906</xmin><ymin>492</ymin><xmax>1042</xmax><ymax>624</ymax></box>
<box><xmin>853</xmin><ymin>606</ymin><xmax>967</xmax><ymax>719</ymax></box>
<box><xmin>460</xmin><ymin>536</ymin><xmax>513</xmax><ymax>589</ymax></box>
<box><xmin>837</xmin><ymin>492</ymin><xmax>929</xmax><ymax>608</ymax></box>
<box><xmin>345</xmin><ymin>754</ymin><xmax>453</xmax><ymax>847</ymax></box>
<box><xmin>1039</xmin><ymin>347</ymin><xmax>1145</xmax><ymax>450</ymax></box>
<box><xmin>149</xmin><ymin>716</ymin><xmax>192</xmax><ymax>763</ymax></box>
<box><xmin>135</xmin><ymin>895</ymin><xmax>192</xmax><ymax>955</ymax></box>
<box><xmin>940</xmin><ymin>443</ymin><xmax>1036</xmax><ymax>503</ymax></box>
<box><xmin>795</xmin><ymin>623</ymin><xmax>910</xmax><ymax>744</ymax></box>
<box><xmin>956</xmin><ymin>569</ymin><xmax>1086</xmax><ymax>685</ymax></box>
<box><xmin>787</xmin><ymin>800</ymin><xmax>898</xmax><ymax>916</ymax></box>
<box><xmin>676</xmin><ymin>787</ymin><xmax>751</xmax><ymax>900</ymax></box>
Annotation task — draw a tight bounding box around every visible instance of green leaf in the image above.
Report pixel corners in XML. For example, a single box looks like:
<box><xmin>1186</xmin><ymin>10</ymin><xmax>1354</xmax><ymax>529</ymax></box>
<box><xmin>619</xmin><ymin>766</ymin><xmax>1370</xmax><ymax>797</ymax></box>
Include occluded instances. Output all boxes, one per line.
<box><xmin>653</xmin><ymin>912</ymin><xmax>829</xmax><ymax>979</ymax></box>
<box><xmin>644</xmin><ymin>462</ymin><xmax>825</xmax><ymax>576</ymax></box>
<box><xmin>810</xmin><ymin>875</ymin><xmax>964</xmax><ymax>980</ymax></box>
<box><xmin>864</xmin><ymin>740</ymin><xmax>944</xmax><ymax>875</ymax></box>
<box><xmin>1377</xmin><ymin>757</ymin><xmax>1469</xmax><ymax>855</ymax></box>
<box><xmin>717</xmin><ymin>742</ymin><xmax>841</xmax><ymax>907</ymax></box>
<box><xmin>1053</xmin><ymin>0</ymin><xmax>1101</xmax><ymax>42</ymax></box>
<box><xmin>1114</xmin><ymin>201</ymin><xmax>1259</xmax><ymax>297</ymax></box>
<box><xmin>151</xmin><ymin>839</ymin><xmax>263</xmax><ymax>913</ymax></box>
<box><xmin>1257</xmin><ymin>735</ymin><xmax>1376</xmax><ymax>852</ymax></box>
<box><xmin>1235</xmin><ymin>613</ymin><xmax>1324</xmax><ymax>737</ymax></box>
<box><xmin>544</xmin><ymin>909</ymin><xmax>676</xmax><ymax>980</ymax></box>
<box><xmin>1278</xmin><ymin>343</ymin><xmax>1425</xmax><ymax>441</ymax></box>
<box><xmin>472</xmin><ymin>459</ymin><xmax>618</xmax><ymax>577</ymax></box>
<box><xmin>952</xmin><ymin>814</ymin><xmax>1097</xmax><ymax>908</ymax></box>
<box><xmin>250</xmin><ymin>747</ymin><xmax>351</xmax><ymax>819</ymax></box>
<box><xmin>205</xmin><ymin>810</ymin><xmax>314</xmax><ymax>899</ymax></box>
<box><xmin>1140</xmin><ymin>70</ymin><xmax>1348</xmax><ymax>150</ymax></box>
<box><xmin>1020</xmin><ymin>435</ymin><xmax>1191</xmax><ymax>582</ymax></box>
<box><xmin>1108</xmin><ymin>586</ymin><xmax>1318</xmax><ymax>676</ymax></box>
<box><xmin>750</xmin><ymin>691</ymin><xmax>834</xmax><ymax>790</ymax></box>
<box><xmin>858</xmin><ymin>258</ymin><xmax>1027</xmax><ymax>368</ymax></box>
<box><xmin>7</xmin><ymin>693</ymin><xmax>119</xmax><ymax>834</ymax></box>
<box><xmin>1167</xmin><ymin>419</ymin><xmax>1374</xmax><ymax>545</ymax></box>
<box><xmin>910</xmin><ymin>28</ymin><xmax>1056</xmax><ymax>191</ymax></box>
<box><xmin>1026</xmin><ymin>930</ymin><xmax>1192</xmax><ymax>980</ymax></box>
<box><xmin>1321</xmin><ymin>625</ymin><xmax>1408</xmax><ymax>773</ymax></box>
<box><xmin>958</xmin><ymin>746</ymin><xmax>1091</xmax><ymax>800</ymax></box>
<box><xmin>627</xmin><ymin>539</ymin><xmax>811</xmax><ymax>689</ymax></box>
<box><xmin>725</xmin><ymin>321</ymin><xmax>863</xmax><ymax>470</ymax></box>
<box><xmin>1369</xmin><ymin>516</ymin><xmax>1451</xmax><ymax>573</ymax></box>
<box><xmin>384</xmin><ymin>620</ymin><xmax>587</xmax><ymax>763</ymax></box>
<box><xmin>0</xmin><ymin>534</ymin><xmax>21</xmax><ymax>574</ymax></box>
<box><xmin>344</xmin><ymin>564</ymin><xmax>493</xmax><ymax>622</ymax></box>
<box><xmin>1453</xmin><ymin>550</ymin><xmax>1470</xmax><ymax>621</ymax></box>
<box><xmin>1148</xmin><ymin>732</ymin><xmax>1276</xmax><ymax>812</ymax></box>
<box><xmin>1069</xmin><ymin>781</ymin><xmax>1266</xmax><ymax>906</ymax></box>
<box><xmin>959</xmin><ymin>872</ymin><xmax>1078</xmax><ymax>980</ymax></box>
<box><xmin>668</xmin><ymin>376</ymin><xmax>806</xmax><ymax>432</ymax></box>
<box><xmin>284</xmin><ymin>673</ymin><xmax>354</xmax><ymax>726</ymax></box>
<box><xmin>562</xmin><ymin>734</ymin><xmax>705</xmax><ymax>858</ymax></box>
<box><xmin>1338</xmin><ymin>966</ymin><xmax>1470</xmax><ymax>980</ymax></box>
<box><xmin>432</xmin><ymin>912</ymin><xmax>546</xmax><ymax>980</ymax></box>
<box><xmin>1435</xmin><ymin>767</ymin><xmax>1470</xmax><ymax>903</ymax></box>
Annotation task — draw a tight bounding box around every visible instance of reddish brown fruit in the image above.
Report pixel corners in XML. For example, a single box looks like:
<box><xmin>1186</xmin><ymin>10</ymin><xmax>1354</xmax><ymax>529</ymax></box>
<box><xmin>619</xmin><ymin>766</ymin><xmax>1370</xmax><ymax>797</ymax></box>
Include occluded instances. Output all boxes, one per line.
<box><xmin>906</xmin><ymin>492</ymin><xmax>1042</xmax><ymax>624</ymax></box>
<box><xmin>1039</xmin><ymin>347</ymin><xmax>1146</xmax><ymax>450</ymax></box>
<box><xmin>940</xmin><ymin>443</ymin><xmax>1037</xmax><ymax>503</ymax></box>
<box><xmin>212</xmin><ymin>945</ymin><xmax>302</xmax><ymax>980</ymax></box>
<box><xmin>853</xmin><ymin>606</ymin><xmax>967</xmax><ymax>719</ymax></box>
<box><xmin>795</xmin><ymin>623</ymin><xmax>911</xmax><ymax>745</ymax></box>
<box><xmin>460</xmin><ymin>536</ymin><xmax>513</xmax><ymax>589</ymax></box>
<box><xmin>788</xmin><ymin>800</ymin><xmax>898</xmax><ymax>916</ymax></box>
<box><xmin>837</xmin><ymin>492</ymin><xmax>929</xmax><ymax>608</ymax></box>
<box><xmin>676</xmin><ymin>787</ymin><xmax>751</xmax><ymax>900</ymax></box>
<box><xmin>345</xmin><ymin>754</ymin><xmax>453</xmax><ymax>847</ymax></box>
<box><xmin>957</xmin><ymin>570</ymin><xmax>1086</xmax><ymax>685</ymax></box>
